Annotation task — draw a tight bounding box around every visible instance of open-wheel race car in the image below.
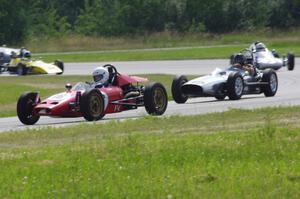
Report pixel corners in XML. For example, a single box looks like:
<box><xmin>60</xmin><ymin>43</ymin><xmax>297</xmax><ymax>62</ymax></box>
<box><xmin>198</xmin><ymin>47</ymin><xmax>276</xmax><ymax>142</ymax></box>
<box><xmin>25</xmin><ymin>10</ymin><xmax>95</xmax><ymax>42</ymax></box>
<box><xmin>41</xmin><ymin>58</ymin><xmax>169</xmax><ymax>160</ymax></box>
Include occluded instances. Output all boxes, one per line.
<box><xmin>172</xmin><ymin>65</ymin><xmax>278</xmax><ymax>103</ymax></box>
<box><xmin>17</xmin><ymin>64</ymin><xmax>168</xmax><ymax>125</ymax></box>
<box><xmin>230</xmin><ymin>42</ymin><xmax>295</xmax><ymax>71</ymax></box>
<box><xmin>0</xmin><ymin>46</ymin><xmax>64</xmax><ymax>75</ymax></box>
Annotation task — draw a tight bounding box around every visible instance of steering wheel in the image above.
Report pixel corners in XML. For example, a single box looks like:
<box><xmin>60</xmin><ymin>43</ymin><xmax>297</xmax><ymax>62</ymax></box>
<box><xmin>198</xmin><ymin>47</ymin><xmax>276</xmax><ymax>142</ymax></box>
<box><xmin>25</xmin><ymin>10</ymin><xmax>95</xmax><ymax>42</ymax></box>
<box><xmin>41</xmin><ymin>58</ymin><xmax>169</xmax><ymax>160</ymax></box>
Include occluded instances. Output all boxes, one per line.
<box><xmin>103</xmin><ymin>64</ymin><xmax>118</xmax><ymax>84</ymax></box>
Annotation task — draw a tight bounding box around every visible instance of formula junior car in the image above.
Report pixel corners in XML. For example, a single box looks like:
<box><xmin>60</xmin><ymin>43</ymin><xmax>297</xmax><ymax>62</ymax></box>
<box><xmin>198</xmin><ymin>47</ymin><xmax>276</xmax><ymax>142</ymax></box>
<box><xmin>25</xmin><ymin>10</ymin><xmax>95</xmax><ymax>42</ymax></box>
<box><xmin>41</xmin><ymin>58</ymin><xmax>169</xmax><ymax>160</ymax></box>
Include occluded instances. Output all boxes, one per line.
<box><xmin>172</xmin><ymin>66</ymin><xmax>278</xmax><ymax>103</ymax></box>
<box><xmin>0</xmin><ymin>46</ymin><xmax>64</xmax><ymax>75</ymax></box>
<box><xmin>230</xmin><ymin>42</ymin><xmax>295</xmax><ymax>71</ymax></box>
<box><xmin>17</xmin><ymin>64</ymin><xmax>168</xmax><ymax>125</ymax></box>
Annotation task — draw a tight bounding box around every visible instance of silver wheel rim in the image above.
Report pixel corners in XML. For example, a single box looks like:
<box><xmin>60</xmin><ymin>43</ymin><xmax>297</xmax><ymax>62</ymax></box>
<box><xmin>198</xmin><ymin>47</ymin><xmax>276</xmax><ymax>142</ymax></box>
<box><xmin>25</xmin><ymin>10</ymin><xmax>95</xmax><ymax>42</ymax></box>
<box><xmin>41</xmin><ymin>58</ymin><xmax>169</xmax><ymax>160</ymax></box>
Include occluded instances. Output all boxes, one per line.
<box><xmin>235</xmin><ymin>77</ymin><xmax>243</xmax><ymax>96</ymax></box>
<box><xmin>270</xmin><ymin>74</ymin><xmax>277</xmax><ymax>92</ymax></box>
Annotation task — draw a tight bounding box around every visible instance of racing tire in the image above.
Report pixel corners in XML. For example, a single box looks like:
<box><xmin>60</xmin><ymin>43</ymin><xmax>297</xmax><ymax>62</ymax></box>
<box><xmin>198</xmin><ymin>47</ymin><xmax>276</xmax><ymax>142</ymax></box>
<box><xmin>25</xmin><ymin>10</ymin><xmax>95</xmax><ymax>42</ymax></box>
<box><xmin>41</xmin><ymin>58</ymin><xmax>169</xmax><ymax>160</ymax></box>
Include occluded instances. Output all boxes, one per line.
<box><xmin>80</xmin><ymin>89</ymin><xmax>105</xmax><ymax>121</ymax></box>
<box><xmin>229</xmin><ymin>54</ymin><xmax>235</xmax><ymax>65</ymax></box>
<box><xmin>17</xmin><ymin>63</ymin><xmax>27</xmax><ymax>76</ymax></box>
<box><xmin>17</xmin><ymin>92</ymin><xmax>40</xmax><ymax>125</ymax></box>
<box><xmin>261</xmin><ymin>69</ymin><xmax>278</xmax><ymax>97</ymax></box>
<box><xmin>227</xmin><ymin>73</ymin><xmax>244</xmax><ymax>100</ymax></box>
<box><xmin>144</xmin><ymin>82</ymin><xmax>168</xmax><ymax>115</ymax></box>
<box><xmin>171</xmin><ymin>75</ymin><xmax>188</xmax><ymax>104</ymax></box>
<box><xmin>54</xmin><ymin>60</ymin><xmax>64</xmax><ymax>75</ymax></box>
<box><xmin>287</xmin><ymin>52</ymin><xmax>295</xmax><ymax>71</ymax></box>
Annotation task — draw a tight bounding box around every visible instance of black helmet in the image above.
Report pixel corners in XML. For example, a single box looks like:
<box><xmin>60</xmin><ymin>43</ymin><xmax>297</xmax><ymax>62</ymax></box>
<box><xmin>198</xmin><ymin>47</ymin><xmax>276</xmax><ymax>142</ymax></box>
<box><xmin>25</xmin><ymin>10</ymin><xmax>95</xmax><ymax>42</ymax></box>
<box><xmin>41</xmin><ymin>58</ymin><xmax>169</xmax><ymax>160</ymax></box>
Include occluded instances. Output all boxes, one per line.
<box><xmin>23</xmin><ymin>50</ymin><xmax>31</xmax><ymax>58</ymax></box>
<box><xmin>233</xmin><ymin>53</ymin><xmax>245</xmax><ymax>65</ymax></box>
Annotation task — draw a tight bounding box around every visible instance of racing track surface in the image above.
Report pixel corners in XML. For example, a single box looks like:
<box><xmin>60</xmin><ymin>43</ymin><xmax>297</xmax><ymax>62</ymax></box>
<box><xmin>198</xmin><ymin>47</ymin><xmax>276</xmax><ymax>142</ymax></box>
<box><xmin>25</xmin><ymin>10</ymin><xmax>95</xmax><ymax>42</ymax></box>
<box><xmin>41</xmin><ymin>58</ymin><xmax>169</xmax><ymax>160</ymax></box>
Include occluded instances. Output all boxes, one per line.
<box><xmin>0</xmin><ymin>58</ymin><xmax>300</xmax><ymax>132</ymax></box>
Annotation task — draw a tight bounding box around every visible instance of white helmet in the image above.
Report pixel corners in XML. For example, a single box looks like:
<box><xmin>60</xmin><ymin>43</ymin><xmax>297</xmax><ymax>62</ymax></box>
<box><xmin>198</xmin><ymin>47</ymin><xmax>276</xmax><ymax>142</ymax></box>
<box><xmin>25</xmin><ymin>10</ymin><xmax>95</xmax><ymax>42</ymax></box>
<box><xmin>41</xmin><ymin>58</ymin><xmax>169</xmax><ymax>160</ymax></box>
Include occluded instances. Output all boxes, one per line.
<box><xmin>93</xmin><ymin>67</ymin><xmax>109</xmax><ymax>85</ymax></box>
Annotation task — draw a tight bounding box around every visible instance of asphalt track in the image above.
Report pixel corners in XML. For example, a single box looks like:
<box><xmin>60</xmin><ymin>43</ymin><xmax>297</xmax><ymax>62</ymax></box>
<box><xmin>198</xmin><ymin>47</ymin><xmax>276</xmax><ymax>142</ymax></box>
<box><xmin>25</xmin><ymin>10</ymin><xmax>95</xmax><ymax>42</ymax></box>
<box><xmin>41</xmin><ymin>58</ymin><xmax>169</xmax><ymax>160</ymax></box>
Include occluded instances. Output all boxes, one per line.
<box><xmin>0</xmin><ymin>59</ymin><xmax>299</xmax><ymax>133</ymax></box>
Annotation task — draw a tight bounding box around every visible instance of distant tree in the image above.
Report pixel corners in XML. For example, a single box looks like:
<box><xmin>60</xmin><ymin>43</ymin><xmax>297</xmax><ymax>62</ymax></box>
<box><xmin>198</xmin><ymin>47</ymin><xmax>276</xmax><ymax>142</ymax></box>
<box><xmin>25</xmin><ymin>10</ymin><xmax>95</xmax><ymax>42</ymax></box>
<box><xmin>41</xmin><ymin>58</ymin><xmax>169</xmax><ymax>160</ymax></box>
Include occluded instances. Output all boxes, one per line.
<box><xmin>0</xmin><ymin>0</ymin><xmax>27</xmax><ymax>44</ymax></box>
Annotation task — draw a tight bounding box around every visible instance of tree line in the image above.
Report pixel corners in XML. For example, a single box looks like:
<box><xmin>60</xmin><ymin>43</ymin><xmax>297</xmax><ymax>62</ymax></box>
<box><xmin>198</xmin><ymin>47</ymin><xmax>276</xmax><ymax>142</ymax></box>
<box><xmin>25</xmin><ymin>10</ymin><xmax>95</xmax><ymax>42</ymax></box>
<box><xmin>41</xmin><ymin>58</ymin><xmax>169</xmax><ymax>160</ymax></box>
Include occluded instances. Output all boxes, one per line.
<box><xmin>1</xmin><ymin>0</ymin><xmax>299</xmax><ymax>44</ymax></box>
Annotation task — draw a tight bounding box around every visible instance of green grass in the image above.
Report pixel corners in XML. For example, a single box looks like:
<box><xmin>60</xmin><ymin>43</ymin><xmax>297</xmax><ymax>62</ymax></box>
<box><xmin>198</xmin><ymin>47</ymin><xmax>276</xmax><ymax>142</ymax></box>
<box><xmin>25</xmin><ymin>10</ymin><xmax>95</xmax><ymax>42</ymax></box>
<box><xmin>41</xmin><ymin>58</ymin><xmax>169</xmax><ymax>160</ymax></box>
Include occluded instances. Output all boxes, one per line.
<box><xmin>0</xmin><ymin>107</ymin><xmax>300</xmax><ymax>198</ymax></box>
<box><xmin>23</xmin><ymin>30</ymin><xmax>300</xmax><ymax>62</ymax></box>
<box><xmin>34</xmin><ymin>42</ymin><xmax>300</xmax><ymax>63</ymax></box>
<box><xmin>0</xmin><ymin>74</ymin><xmax>195</xmax><ymax>117</ymax></box>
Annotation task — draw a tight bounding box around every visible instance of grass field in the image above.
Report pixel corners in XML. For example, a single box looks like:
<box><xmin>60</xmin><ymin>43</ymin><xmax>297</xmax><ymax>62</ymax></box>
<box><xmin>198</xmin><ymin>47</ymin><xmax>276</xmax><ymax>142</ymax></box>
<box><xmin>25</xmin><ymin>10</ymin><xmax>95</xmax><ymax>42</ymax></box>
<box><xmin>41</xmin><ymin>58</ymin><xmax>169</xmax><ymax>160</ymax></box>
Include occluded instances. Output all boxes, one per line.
<box><xmin>24</xmin><ymin>30</ymin><xmax>300</xmax><ymax>62</ymax></box>
<box><xmin>34</xmin><ymin>43</ymin><xmax>300</xmax><ymax>63</ymax></box>
<box><xmin>0</xmin><ymin>74</ymin><xmax>195</xmax><ymax>117</ymax></box>
<box><xmin>0</xmin><ymin>106</ymin><xmax>299</xmax><ymax>198</ymax></box>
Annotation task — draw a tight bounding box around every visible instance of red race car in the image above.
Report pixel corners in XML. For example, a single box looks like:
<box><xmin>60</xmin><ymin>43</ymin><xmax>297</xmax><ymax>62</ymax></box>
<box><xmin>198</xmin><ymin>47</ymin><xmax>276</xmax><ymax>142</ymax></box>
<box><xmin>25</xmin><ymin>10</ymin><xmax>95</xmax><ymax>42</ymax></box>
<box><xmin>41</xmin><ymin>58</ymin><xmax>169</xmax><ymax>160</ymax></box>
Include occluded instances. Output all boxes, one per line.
<box><xmin>17</xmin><ymin>64</ymin><xmax>168</xmax><ymax>125</ymax></box>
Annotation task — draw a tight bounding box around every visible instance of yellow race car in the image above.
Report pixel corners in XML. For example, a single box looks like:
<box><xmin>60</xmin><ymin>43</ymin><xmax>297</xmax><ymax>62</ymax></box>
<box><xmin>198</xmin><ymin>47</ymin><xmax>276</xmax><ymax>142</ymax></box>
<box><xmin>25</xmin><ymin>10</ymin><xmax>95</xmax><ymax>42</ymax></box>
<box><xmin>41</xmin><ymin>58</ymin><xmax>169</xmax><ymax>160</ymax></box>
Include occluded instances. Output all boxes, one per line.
<box><xmin>0</xmin><ymin>46</ymin><xmax>64</xmax><ymax>75</ymax></box>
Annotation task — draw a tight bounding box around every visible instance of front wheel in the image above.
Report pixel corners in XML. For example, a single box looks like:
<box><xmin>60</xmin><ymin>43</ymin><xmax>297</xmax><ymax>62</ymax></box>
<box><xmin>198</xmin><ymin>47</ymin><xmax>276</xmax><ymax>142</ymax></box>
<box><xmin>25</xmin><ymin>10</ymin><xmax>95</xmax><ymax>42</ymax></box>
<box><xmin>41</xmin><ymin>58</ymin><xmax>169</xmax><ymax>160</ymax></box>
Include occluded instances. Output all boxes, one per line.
<box><xmin>287</xmin><ymin>52</ymin><xmax>295</xmax><ymax>71</ymax></box>
<box><xmin>144</xmin><ymin>82</ymin><xmax>168</xmax><ymax>115</ymax></box>
<box><xmin>227</xmin><ymin>73</ymin><xmax>244</xmax><ymax>100</ymax></box>
<box><xmin>80</xmin><ymin>89</ymin><xmax>105</xmax><ymax>121</ymax></box>
<box><xmin>17</xmin><ymin>92</ymin><xmax>40</xmax><ymax>125</ymax></box>
<box><xmin>261</xmin><ymin>69</ymin><xmax>278</xmax><ymax>97</ymax></box>
<box><xmin>171</xmin><ymin>75</ymin><xmax>188</xmax><ymax>104</ymax></box>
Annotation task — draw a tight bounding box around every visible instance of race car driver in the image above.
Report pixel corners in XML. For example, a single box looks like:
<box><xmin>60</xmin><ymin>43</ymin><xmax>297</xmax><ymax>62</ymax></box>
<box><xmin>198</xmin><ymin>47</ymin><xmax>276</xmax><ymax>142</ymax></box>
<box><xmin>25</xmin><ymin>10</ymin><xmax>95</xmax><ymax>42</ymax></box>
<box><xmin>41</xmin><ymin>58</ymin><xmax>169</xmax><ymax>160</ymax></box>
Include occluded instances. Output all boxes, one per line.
<box><xmin>92</xmin><ymin>66</ymin><xmax>110</xmax><ymax>88</ymax></box>
<box><xmin>232</xmin><ymin>53</ymin><xmax>256</xmax><ymax>76</ymax></box>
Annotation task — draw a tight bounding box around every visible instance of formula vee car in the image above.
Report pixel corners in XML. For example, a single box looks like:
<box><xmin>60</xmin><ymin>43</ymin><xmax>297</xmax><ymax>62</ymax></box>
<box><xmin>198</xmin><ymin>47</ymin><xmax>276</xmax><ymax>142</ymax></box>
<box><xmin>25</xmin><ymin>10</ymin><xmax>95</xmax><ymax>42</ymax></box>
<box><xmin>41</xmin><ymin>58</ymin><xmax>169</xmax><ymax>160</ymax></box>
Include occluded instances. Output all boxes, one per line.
<box><xmin>0</xmin><ymin>46</ymin><xmax>64</xmax><ymax>75</ymax></box>
<box><xmin>172</xmin><ymin>66</ymin><xmax>278</xmax><ymax>103</ymax></box>
<box><xmin>230</xmin><ymin>42</ymin><xmax>295</xmax><ymax>71</ymax></box>
<box><xmin>17</xmin><ymin>64</ymin><xmax>168</xmax><ymax>125</ymax></box>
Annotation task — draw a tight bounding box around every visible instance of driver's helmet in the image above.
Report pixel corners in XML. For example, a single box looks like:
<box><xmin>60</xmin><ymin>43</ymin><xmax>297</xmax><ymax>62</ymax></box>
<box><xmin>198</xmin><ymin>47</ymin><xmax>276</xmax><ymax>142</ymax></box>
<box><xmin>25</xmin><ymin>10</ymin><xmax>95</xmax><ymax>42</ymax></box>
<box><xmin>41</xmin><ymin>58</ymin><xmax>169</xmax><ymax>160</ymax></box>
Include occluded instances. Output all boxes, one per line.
<box><xmin>93</xmin><ymin>66</ymin><xmax>109</xmax><ymax>85</ymax></box>
<box><xmin>255</xmin><ymin>42</ymin><xmax>266</xmax><ymax>52</ymax></box>
<box><xmin>23</xmin><ymin>50</ymin><xmax>31</xmax><ymax>58</ymax></box>
<box><xmin>20</xmin><ymin>47</ymin><xmax>31</xmax><ymax>58</ymax></box>
<box><xmin>233</xmin><ymin>53</ymin><xmax>246</xmax><ymax>65</ymax></box>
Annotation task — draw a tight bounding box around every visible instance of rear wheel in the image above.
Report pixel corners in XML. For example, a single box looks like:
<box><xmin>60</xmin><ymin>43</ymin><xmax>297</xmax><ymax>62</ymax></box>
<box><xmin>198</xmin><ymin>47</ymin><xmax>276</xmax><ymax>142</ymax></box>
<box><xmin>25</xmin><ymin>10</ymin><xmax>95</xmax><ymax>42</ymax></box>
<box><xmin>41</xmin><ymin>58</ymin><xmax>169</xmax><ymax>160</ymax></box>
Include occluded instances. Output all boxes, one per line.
<box><xmin>171</xmin><ymin>75</ymin><xmax>188</xmax><ymax>104</ymax></box>
<box><xmin>261</xmin><ymin>69</ymin><xmax>278</xmax><ymax>97</ymax></box>
<box><xmin>229</xmin><ymin>54</ymin><xmax>235</xmax><ymax>65</ymax></box>
<box><xmin>287</xmin><ymin>52</ymin><xmax>295</xmax><ymax>71</ymax></box>
<box><xmin>80</xmin><ymin>89</ymin><xmax>105</xmax><ymax>121</ymax></box>
<box><xmin>227</xmin><ymin>73</ymin><xmax>244</xmax><ymax>100</ymax></box>
<box><xmin>17</xmin><ymin>92</ymin><xmax>40</xmax><ymax>125</ymax></box>
<box><xmin>144</xmin><ymin>82</ymin><xmax>168</xmax><ymax>115</ymax></box>
<box><xmin>54</xmin><ymin>60</ymin><xmax>64</xmax><ymax>75</ymax></box>
<box><xmin>17</xmin><ymin>63</ymin><xmax>27</xmax><ymax>76</ymax></box>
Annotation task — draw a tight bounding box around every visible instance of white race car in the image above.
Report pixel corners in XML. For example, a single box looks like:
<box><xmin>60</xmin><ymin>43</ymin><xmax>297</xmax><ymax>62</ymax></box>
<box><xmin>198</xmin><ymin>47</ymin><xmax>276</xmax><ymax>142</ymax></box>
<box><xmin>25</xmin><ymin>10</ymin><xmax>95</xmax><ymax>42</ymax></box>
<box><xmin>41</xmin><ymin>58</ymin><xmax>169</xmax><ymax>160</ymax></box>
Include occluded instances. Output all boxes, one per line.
<box><xmin>172</xmin><ymin>66</ymin><xmax>278</xmax><ymax>103</ymax></box>
<box><xmin>230</xmin><ymin>42</ymin><xmax>295</xmax><ymax>71</ymax></box>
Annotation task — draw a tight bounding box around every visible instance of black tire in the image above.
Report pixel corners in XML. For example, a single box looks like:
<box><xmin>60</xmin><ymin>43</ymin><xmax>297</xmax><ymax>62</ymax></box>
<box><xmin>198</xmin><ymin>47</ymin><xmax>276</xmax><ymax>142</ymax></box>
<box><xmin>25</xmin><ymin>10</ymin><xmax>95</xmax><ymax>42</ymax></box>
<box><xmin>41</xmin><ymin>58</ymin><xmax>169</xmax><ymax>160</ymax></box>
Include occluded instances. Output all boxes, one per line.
<box><xmin>229</xmin><ymin>54</ymin><xmax>235</xmax><ymax>65</ymax></box>
<box><xmin>17</xmin><ymin>92</ymin><xmax>40</xmax><ymax>125</ymax></box>
<box><xmin>287</xmin><ymin>52</ymin><xmax>295</xmax><ymax>71</ymax></box>
<box><xmin>17</xmin><ymin>63</ymin><xmax>27</xmax><ymax>76</ymax></box>
<box><xmin>171</xmin><ymin>75</ymin><xmax>188</xmax><ymax>104</ymax></box>
<box><xmin>54</xmin><ymin>60</ymin><xmax>64</xmax><ymax>75</ymax></box>
<box><xmin>227</xmin><ymin>73</ymin><xmax>244</xmax><ymax>100</ymax></box>
<box><xmin>80</xmin><ymin>89</ymin><xmax>105</xmax><ymax>121</ymax></box>
<box><xmin>261</xmin><ymin>69</ymin><xmax>278</xmax><ymax>97</ymax></box>
<box><xmin>144</xmin><ymin>82</ymin><xmax>168</xmax><ymax>115</ymax></box>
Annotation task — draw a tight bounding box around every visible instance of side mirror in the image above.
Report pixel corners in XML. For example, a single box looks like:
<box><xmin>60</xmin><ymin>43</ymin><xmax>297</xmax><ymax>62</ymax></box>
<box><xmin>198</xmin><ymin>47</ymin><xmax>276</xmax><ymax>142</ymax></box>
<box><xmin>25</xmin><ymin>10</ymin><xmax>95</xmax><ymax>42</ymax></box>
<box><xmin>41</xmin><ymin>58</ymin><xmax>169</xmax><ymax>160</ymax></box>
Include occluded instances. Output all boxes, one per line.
<box><xmin>65</xmin><ymin>83</ymin><xmax>72</xmax><ymax>91</ymax></box>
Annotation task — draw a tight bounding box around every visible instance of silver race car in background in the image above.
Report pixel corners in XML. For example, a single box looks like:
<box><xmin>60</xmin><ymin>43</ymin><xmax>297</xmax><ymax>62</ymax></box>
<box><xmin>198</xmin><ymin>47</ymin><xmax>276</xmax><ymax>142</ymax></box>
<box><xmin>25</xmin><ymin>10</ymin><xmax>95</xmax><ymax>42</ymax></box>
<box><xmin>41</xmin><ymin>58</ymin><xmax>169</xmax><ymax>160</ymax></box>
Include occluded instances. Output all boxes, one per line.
<box><xmin>172</xmin><ymin>66</ymin><xmax>278</xmax><ymax>103</ymax></box>
<box><xmin>230</xmin><ymin>42</ymin><xmax>295</xmax><ymax>71</ymax></box>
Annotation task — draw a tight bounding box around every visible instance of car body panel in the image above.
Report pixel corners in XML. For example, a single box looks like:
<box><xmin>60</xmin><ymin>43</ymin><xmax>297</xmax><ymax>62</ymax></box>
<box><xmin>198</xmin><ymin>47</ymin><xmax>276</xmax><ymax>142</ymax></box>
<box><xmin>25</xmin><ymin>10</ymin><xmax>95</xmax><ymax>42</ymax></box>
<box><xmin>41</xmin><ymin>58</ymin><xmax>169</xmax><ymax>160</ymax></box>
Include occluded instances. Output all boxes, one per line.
<box><xmin>9</xmin><ymin>58</ymin><xmax>63</xmax><ymax>74</ymax></box>
<box><xmin>181</xmin><ymin>66</ymin><xmax>266</xmax><ymax>98</ymax></box>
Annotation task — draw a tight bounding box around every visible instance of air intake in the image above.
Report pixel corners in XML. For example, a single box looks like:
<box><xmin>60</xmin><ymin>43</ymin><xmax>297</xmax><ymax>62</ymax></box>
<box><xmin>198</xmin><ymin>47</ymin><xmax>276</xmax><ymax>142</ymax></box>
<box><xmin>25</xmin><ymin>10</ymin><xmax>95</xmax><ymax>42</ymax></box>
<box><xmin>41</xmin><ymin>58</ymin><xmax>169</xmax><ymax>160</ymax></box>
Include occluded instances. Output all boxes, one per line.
<box><xmin>182</xmin><ymin>84</ymin><xmax>203</xmax><ymax>96</ymax></box>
